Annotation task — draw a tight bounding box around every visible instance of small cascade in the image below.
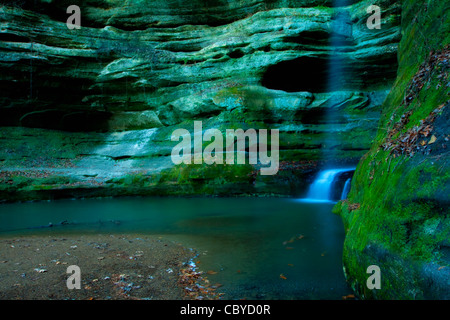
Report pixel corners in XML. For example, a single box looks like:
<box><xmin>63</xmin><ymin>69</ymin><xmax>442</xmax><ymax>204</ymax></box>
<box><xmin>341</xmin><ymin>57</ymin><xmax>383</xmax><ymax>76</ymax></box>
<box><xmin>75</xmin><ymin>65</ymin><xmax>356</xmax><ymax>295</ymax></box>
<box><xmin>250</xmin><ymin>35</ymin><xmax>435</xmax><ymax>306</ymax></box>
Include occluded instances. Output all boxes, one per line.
<box><xmin>301</xmin><ymin>168</ymin><xmax>355</xmax><ymax>202</ymax></box>
<box><xmin>340</xmin><ymin>178</ymin><xmax>352</xmax><ymax>200</ymax></box>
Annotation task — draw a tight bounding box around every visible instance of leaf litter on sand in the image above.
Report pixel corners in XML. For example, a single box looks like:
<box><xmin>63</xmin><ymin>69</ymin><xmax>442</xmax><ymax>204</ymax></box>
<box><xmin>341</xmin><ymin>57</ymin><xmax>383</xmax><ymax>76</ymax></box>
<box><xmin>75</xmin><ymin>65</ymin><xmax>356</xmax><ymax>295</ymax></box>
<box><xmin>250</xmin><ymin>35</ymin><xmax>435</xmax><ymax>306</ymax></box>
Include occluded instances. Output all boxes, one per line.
<box><xmin>178</xmin><ymin>259</ymin><xmax>224</xmax><ymax>300</ymax></box>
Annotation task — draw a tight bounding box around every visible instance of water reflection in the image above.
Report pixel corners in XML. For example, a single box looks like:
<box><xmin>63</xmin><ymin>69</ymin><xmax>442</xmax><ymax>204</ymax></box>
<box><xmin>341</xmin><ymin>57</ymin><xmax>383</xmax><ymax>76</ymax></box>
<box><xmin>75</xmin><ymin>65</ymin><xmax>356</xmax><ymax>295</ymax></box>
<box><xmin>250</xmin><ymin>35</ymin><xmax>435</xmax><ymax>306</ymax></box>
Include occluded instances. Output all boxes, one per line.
<box><xmin>0</xmin><ymin>197</ymin><xmax>351</xmax><ymax>299</ymax></box>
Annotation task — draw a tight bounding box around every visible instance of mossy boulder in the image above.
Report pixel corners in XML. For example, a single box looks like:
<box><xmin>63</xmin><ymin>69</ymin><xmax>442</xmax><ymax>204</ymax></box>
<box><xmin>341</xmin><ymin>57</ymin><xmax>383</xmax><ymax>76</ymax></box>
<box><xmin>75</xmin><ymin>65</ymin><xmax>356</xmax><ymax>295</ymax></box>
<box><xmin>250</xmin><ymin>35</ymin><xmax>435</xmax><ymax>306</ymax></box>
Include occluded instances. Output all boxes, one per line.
<box><xmin>333</xmin><ymin>0</ymin><xmax>450</xmax><ymax>299</ymax></box>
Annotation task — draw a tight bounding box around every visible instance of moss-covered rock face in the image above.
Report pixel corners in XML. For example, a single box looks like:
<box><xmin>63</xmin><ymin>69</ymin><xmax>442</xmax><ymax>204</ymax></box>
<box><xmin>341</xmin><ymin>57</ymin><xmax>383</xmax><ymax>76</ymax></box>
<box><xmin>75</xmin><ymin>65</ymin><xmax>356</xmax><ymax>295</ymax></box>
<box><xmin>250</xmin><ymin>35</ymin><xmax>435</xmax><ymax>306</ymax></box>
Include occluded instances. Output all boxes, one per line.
<box><xmin>333</xmin><ymin>1</ymin><xmax>449</xmax><ymax>299</ymax></box>
<box><xmin>0</xmin><ymin>0</ymin><xmax>401</xmax><ymax>200</ymax></box>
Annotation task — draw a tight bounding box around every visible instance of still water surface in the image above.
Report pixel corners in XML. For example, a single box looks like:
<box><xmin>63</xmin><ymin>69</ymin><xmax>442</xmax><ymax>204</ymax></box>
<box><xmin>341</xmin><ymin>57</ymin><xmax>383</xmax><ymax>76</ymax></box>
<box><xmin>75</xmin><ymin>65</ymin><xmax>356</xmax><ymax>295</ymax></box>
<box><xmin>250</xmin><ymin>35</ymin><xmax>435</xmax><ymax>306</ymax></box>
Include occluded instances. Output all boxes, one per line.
<box><xmin>0</xmin><ymin>197</ymin><xmax>352</xmax><ymax>299</ymax></box>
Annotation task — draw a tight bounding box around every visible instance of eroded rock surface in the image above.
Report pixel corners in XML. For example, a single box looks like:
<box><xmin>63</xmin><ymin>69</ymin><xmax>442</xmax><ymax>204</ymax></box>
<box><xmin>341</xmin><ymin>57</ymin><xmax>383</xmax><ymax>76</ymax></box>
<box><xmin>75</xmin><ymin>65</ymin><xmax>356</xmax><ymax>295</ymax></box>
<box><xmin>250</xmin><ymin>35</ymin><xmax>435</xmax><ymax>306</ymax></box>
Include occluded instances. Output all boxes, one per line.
<box><xmin>0</xmin><ymin>0</ymin><xmax>400</xmax><ymax>200</ymax></box>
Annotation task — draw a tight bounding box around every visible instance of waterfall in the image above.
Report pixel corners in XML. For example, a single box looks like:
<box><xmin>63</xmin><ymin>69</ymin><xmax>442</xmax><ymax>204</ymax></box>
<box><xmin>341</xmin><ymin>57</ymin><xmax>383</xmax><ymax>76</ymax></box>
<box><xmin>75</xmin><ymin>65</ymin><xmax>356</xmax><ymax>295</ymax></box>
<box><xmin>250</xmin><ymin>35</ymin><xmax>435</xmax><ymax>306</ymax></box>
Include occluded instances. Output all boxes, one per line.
<box><xmin>328</xmin><ymin>0</ymin><xmax>351</xmax><ymax>92</ymax></box>
<box><xmin>323</xmin><ymin>0</ymin><xmax>352</xmax><ymax>156</ymax></box>
<box><xmin>298</xmin><ymin>1</ymin><xmax>354</xmax><ymax>204</ymax></box>
<box><xmin>340</xmin><ymin>178</ymin><xmax>352</xmax><ymax>200</ymax></box>
<box><xmin>296</xmin><ymin>1</ymin><xmax>354</xmax><ymax>204</ymax></box>
<box><xmin>302</xmin><ymin>168</ymin><xmax>355</xmax><ymax>202</ymax></box>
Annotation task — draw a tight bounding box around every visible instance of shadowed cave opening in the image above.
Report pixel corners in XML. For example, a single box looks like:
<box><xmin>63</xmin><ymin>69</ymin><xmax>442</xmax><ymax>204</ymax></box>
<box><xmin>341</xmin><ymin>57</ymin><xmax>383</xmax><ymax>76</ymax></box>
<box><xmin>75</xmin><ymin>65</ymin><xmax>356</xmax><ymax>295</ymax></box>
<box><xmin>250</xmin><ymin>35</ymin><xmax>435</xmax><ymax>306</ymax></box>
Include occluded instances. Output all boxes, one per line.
<box><xmin>261</xmin><ymin>54</ymin><xmax>398</xmax><ymax>93</ymax></box>
<box><xmin>261</xmin><ymin>56</ymin><xmax>340</xmax><ymax>93</ymax></box>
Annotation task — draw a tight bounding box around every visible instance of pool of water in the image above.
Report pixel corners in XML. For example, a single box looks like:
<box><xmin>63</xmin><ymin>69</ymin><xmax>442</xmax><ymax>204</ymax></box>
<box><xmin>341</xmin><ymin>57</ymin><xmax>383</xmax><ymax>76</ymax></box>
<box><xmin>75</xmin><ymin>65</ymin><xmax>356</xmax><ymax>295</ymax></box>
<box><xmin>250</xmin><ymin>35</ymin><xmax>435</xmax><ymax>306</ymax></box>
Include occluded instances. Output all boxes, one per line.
<box><xmin>0</xmin><ymin>197</ymin><xmax>352</xmax><ymax>299</ymax></box>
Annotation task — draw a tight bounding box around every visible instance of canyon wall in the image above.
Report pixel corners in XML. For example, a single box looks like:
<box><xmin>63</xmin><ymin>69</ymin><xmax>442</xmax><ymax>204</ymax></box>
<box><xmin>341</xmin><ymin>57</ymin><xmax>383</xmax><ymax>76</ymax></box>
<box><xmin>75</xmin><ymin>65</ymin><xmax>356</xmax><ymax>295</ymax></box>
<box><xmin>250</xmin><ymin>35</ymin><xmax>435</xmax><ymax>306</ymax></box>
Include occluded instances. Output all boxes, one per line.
<box><xmin>0</xmin><ymin>0</ymin><xmax>400</xmax><ymax>200</ymax></box>
<box><xmin>334</xmin><ymin>0</ymin><xmax>449</xmax><ymax>299</ymax></box>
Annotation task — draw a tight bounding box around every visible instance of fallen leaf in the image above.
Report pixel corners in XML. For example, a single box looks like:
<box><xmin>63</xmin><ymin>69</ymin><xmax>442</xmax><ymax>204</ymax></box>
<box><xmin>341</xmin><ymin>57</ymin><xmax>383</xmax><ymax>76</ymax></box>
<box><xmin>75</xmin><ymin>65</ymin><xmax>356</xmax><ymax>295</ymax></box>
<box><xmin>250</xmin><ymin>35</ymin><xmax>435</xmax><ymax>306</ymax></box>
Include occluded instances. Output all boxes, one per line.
<box><xmin>438</xmin><ymin>266</ymin><xmax>446</xmax><ymax>271</ymax></box>
<box><xmin>280</xmin><ymin>274</ymin><xmax>287</xmax><ymax>280</ymax></box>
<box><xmin>348</xmin><ymin>203</ymin><xmax>361</xmax><ymax>211</ymax></box>
<box><xmin>342</xmin><ymin>294</ymin><xmax>355</xmax><ymax>300</ymax></box>
<box><xmin>428</xmin><ymin>135</ymin><xmax>437</xmax><ymax>144</ymax></box>
<box><xmin>207</xmin><ymin>270</ymin><xmax>218</xmax><ymax>275</ymax></box>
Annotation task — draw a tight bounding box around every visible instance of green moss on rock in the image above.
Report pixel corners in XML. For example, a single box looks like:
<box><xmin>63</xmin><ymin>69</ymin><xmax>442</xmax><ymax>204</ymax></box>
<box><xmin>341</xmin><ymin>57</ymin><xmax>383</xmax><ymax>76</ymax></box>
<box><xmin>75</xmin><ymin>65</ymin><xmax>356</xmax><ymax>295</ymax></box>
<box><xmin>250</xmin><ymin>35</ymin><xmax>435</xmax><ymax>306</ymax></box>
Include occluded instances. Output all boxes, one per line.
<box><xmin>333</xmin><ymin>0</ymin><xmax>450</xmax><ymax>299</ymax></box>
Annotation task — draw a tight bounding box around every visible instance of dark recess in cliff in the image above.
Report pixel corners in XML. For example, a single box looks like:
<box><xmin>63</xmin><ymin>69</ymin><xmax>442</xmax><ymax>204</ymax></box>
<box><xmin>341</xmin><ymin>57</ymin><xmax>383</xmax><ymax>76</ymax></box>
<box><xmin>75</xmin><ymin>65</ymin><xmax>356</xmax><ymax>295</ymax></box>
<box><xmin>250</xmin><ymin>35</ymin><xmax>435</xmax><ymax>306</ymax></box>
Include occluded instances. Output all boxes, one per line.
<box><xmin>261</xmin><ymin>54</ymin><xmax>398</xmax><ymax>93</ymax></box>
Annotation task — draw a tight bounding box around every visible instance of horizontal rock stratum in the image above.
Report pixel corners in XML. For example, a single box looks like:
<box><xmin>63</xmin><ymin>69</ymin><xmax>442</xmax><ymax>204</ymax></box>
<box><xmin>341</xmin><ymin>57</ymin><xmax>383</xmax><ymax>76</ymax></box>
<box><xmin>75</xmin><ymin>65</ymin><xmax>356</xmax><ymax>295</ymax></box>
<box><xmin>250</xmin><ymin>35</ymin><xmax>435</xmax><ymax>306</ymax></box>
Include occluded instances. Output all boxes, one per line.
<box><xmin>0</xmin><ymin>0</ymin><xmax>400</xmax><ymax>199</ymax></box>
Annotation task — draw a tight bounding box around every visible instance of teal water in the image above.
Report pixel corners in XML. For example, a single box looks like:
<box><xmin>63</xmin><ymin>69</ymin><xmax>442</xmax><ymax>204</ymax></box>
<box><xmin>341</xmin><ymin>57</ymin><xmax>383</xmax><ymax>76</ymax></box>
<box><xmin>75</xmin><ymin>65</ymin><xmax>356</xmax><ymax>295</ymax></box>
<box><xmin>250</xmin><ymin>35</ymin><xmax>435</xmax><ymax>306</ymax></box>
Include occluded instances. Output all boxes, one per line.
<box><xmin>0</xmin><ymin>197</ymin><xmax>352</xmax><ymax>299</ymax></box>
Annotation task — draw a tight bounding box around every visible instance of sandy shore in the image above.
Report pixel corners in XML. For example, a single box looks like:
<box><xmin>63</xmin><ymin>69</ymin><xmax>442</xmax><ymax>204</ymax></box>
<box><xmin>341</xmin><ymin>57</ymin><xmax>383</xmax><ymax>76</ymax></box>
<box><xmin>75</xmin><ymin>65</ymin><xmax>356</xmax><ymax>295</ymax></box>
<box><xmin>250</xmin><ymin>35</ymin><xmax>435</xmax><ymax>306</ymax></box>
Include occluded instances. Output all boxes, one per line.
<box><xmin>0</xmin><ymin>234</ymin><xmax>221</xmax><ymax>300</ymax></box>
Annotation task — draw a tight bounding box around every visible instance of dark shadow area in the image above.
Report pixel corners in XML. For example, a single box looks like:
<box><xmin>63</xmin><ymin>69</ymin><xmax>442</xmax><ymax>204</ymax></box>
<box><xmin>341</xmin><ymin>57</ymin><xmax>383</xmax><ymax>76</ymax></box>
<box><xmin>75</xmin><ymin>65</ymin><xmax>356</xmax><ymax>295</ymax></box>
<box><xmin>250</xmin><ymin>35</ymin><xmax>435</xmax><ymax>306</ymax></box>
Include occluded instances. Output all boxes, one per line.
<box><xmin>0</xmin><ymin>107</ymin><xmax>112</xmax><ymax>132</ymax></box>
<box><xmin>227</xmin><ymin>49</ymin><xmax>245</xmax><ymax>59</ymax></box>
<box><xmin>262</xmin><ymin>56</ymin><xmax>333</xmax><ymax>93</ymax></box>
<box><xmin>330</xmin><ymin>170</ymin><xmax>354</xmax><ymax>201</ymax></box>
<box><xmin>0</xmin><ymin>33</ymin><xmax>31</xmax><ymax>43</ymax></box>
<box><xmin>262</xmin><ymin>53</ymin><xmax>398</xmax><ymax>93</ymax></box>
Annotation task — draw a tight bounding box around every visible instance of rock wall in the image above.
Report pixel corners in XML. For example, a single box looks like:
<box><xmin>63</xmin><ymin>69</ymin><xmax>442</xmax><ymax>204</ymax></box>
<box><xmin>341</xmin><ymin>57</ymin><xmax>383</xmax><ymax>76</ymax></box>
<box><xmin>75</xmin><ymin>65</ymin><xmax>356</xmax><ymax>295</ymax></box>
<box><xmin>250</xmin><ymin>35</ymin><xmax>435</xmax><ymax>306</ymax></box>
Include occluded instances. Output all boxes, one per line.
<box><xmin>333</xmin><ymin>0</ymin><xmax>449</xmax><ymax>299</ymax></box>
<box><xmin>0</xmin><ymin>0</ymin><xmax>400</xmax><ymax>201</ymax></box>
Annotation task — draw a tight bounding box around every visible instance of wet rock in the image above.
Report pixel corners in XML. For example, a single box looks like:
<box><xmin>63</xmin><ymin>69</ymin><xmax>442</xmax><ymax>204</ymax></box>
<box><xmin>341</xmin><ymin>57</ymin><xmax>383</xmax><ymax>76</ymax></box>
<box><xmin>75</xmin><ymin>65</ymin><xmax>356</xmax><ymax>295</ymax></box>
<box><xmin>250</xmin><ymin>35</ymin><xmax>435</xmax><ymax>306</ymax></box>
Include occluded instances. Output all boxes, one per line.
<box><xmin>334</xmin><ymin>0</ymin><xmax>450</xmax><ymax>300</ymax></box>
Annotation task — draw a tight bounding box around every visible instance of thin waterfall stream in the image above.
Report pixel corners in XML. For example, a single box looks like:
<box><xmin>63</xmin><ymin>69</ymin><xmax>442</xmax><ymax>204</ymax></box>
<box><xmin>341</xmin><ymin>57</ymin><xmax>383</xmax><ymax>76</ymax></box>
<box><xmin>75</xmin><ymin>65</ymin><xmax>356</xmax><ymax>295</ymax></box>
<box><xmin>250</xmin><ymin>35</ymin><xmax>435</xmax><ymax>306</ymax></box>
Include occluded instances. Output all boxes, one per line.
<box><xmin>340</xmin><ymin>178</ymin><xmax>352</xmax><ymax>200</ymax></box>
<box><xmin>299</xmin><ymin>0</ymin><xmax>355</xmax><ymax>203</ymax></box>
